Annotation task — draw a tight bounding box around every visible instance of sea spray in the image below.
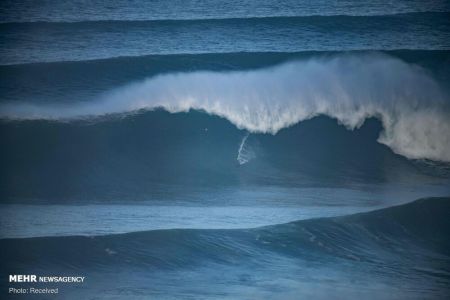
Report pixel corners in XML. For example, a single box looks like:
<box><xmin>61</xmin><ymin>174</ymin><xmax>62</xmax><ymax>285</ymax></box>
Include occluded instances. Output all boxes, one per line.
<box><xmin>237</xmin><ymin>133</ymin><xmax>255</xmax><ymax>165</ymax></box>
<box><xmin>1</xmin><ymin>53</ymin><xmax>449</xmax><ymax>162</ymax></box>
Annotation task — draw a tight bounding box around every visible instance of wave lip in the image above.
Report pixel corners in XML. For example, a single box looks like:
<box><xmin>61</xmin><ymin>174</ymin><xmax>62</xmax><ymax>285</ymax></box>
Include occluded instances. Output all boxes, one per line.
<box><xmin>2</xmin><ymin>53</ymin><xmax>449</xmax><ymax>162</ymax></box>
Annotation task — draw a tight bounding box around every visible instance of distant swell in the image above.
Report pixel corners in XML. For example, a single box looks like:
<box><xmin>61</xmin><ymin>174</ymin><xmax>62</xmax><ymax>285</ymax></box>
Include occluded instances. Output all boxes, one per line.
<box><xmin>1</xmin><ymin>53</ymin><xmax>450</xmax><ymax>162</ymax></box>
<box><xmin>1</xmin><ymin>12</ymin><xmax>449</xmax><ymax>65</ymax></box>
<box><xmin>1</xmin><ymin>12</ymin><xmax>447</xmax><ymax>26</ymax></box>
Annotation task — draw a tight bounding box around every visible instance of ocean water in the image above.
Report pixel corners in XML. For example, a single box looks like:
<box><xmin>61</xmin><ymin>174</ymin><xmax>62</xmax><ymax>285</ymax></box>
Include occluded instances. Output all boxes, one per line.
<box><xmin>0</xmin><ymin>1</ymin><xmax>450</xmax><ymax>299</ymax></box>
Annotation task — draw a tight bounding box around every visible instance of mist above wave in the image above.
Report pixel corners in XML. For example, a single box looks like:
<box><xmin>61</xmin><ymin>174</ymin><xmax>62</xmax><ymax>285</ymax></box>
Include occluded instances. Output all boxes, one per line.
<box><xmin>1</xmin><ymin>53</ymin><xmax>449</xmax><ymax>162</ymax></box>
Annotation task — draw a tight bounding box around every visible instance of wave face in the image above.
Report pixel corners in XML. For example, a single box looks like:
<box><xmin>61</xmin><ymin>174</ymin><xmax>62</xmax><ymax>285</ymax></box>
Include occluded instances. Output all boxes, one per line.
<box><xmin>1</xmin><ymin>198</ymin><xmax>449</xmax><ymax>299</ymax></box>
<box><xmin>2</xmin><ymin>53</ymin><xmax>450</xmax><ymax>162</ymax></box>
<box><xmin>1</xmin><ymin>114</ymin><xmax>450</xmax><ymax>203</ymax></box>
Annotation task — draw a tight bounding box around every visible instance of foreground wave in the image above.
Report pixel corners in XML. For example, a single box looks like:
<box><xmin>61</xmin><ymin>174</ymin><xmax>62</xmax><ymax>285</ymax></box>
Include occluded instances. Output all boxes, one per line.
<box><xmin>1</xmin><ymin>197</ymin><xmax>449</xmax><ymax>299</ymax></box>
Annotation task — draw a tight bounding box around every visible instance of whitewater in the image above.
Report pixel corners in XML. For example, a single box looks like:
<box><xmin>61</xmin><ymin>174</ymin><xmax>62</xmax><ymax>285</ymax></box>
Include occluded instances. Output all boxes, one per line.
<box><xmin>1</xmin><ymin>53</ymin><xmax>449</xmax><ymax>162</ymax></box>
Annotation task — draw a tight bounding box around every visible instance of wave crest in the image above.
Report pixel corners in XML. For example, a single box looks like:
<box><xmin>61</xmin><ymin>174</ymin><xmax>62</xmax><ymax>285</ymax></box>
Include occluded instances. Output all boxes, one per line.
<box><xmin>1</xmin><ymin>53</ymin><xmax>449</xmax><ymax>162</ymax></box>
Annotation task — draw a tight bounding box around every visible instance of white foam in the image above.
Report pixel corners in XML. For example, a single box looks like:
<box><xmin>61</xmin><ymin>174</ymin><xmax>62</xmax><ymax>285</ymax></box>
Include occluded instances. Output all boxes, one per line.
<box><xmin>237</xmin><ymin>133</ymin><xmax>255</xmax><ymax>165</ymax></box>
<box><xmin>1</xmin><ymin>53</ymin><xmax>449</xmax><ymax>162</ymax></box>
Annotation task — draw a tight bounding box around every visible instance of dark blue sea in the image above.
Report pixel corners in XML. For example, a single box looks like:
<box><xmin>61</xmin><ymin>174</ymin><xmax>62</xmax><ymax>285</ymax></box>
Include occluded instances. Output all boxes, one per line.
<box><xmin>0</xmin><ymin>1</ymin><xmax>449</xmax><ymax>299</ymax></box>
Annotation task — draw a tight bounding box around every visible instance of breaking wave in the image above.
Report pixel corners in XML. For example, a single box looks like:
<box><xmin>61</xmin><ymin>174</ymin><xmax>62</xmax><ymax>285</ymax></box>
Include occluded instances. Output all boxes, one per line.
<box><xmin>1</xmin><ymin>53</ymin><xmax>450</xmax><ymax>162</ymax></box>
